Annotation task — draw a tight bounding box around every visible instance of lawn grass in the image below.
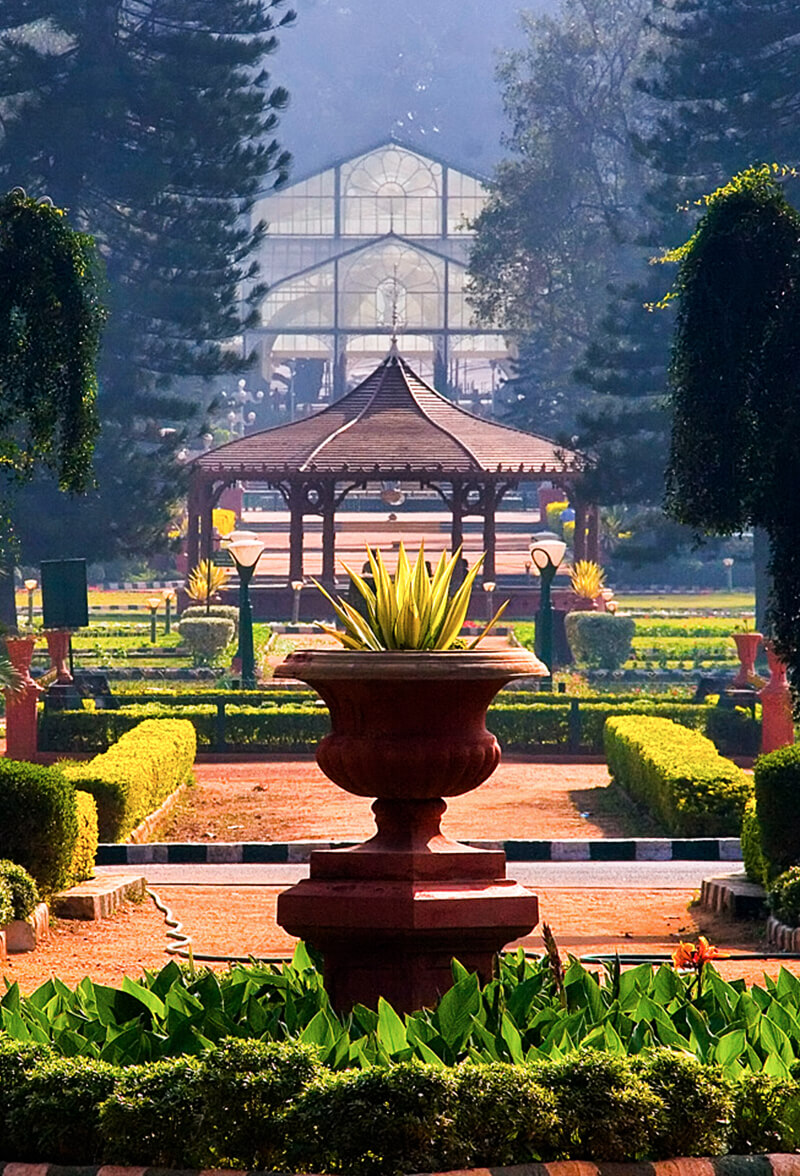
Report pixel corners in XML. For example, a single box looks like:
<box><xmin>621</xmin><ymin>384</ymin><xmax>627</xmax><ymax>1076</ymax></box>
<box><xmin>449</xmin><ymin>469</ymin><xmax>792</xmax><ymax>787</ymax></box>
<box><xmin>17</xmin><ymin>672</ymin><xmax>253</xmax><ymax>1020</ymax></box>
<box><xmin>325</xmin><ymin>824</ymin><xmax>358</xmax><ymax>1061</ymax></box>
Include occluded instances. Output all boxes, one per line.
<box><xmin>615</xmin><ymin>590</ymin><xmax>754</xmax><ymax>612</ymax></box>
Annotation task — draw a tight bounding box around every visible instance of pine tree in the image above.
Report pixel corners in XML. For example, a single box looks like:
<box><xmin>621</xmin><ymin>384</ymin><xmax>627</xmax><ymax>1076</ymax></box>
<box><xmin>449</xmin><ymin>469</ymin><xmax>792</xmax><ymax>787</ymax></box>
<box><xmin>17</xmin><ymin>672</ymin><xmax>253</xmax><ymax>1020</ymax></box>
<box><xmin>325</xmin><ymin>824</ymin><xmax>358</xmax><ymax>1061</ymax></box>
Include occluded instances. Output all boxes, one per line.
<box><xmin>0</xmin><ymin>0</ymin><xmax>294</xmax><ymax>563</ymax></box>
<box><xmin>578</xmin><ymin>0</ymin><xmax>800</xmax><ymax>526</ymax></box>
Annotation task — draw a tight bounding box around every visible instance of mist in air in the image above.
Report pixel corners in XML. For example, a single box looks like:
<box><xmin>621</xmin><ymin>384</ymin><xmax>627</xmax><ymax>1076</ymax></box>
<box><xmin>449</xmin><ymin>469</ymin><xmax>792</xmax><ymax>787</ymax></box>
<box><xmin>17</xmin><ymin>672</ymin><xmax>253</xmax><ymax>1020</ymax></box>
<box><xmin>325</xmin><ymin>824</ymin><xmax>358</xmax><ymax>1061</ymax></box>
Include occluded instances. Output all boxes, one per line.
<box><xmin>276</xmin><ymin>0</ymin><xmax>556</xmax><ymax>175</ymax></box>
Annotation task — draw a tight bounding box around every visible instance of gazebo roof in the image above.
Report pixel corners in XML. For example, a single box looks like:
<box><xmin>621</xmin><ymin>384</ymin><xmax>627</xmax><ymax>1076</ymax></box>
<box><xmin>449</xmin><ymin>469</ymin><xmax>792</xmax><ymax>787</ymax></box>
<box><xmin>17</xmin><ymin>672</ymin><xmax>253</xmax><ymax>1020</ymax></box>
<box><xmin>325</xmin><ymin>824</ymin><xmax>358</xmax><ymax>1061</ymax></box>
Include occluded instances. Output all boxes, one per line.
<box><xmin>193</xmin><ymin>349</ymin><xmax>585</xmax><ymax>478</ymax></box>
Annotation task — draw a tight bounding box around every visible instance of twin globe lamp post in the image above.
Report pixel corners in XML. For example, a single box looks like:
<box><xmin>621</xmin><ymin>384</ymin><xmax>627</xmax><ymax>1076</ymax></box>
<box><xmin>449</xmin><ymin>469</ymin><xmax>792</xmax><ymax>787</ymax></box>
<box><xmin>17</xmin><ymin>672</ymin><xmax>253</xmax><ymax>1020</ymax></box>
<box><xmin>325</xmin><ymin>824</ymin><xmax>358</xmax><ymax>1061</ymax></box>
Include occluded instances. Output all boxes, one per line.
<box><xmin>222</xmin><ymin>531</ymin><xmax>266</xmax><ymax>689</ymax></box>
<box><xmin>529</xmin><ymin>534</ymin><xmax>567</xmax><ymax>688</ymax></box>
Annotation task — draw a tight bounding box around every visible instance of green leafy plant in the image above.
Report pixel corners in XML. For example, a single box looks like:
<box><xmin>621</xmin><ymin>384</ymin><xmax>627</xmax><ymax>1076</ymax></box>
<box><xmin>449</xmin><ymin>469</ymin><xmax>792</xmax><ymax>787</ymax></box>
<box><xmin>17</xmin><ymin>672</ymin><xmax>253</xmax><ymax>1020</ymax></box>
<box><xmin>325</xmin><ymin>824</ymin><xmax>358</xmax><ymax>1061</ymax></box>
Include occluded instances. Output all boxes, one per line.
<box><xmin>566</xmin><ymin>612</ymin><xmax>635</xmax><ymax>670</ymax></box>
<box><xmin>314</xmin><ymin>543</ymin><xmax>507</xmax><ymax>651</ymax></box>
<box><xmin>769</xmin><ymin>867</ymin><xmax>800</xmax><ymax>927</ymax></box>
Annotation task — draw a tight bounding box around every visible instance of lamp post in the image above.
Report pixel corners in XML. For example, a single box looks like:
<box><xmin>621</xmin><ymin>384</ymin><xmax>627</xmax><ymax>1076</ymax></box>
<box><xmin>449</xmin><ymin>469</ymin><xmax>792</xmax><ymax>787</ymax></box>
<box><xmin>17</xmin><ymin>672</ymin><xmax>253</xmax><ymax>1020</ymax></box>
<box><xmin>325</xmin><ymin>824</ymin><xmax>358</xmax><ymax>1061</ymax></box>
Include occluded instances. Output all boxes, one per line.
<box><xmin>530</xmin><ymin>535</ymin><xmax>567</xmax><ymax>688</ymax></box>
<box><xmin>223</xmin><ymin>533</ymin><xmax>265</xmax><ymax>689</ymax></box>
<box><xmin>162</xmin><ymin>588</ymin><xmax>176</xmax><ymax>634</ymax></box>
<box><xmin>722</xmin><ymin>557</ymin><xmax>734</xmax><ymax>592</ymax></box>
<box><xmin>482</xmin><ymin>580</ymin><xmax>496</xmax><ymax>621</ymax></box>
<box><xmin>147</xmin><ymin>596</ymin><xmax>160</xmax><ymax>644</ymax></box>
<box><xmin>24</xmin><ymin>579</ymin><xmax>37</xmax><ymax>627</ymax></box>
<box><xmin>291</xmin><ymin>579</ymin><xmax>304</xmax><ymax>626</ymax></box>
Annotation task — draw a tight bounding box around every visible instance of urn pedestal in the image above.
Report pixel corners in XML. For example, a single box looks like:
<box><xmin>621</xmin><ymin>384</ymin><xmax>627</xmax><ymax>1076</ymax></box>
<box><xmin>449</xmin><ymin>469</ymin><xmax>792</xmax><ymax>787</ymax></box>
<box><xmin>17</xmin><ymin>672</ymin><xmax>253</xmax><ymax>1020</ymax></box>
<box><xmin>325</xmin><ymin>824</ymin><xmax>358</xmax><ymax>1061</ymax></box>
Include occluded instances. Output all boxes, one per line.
<box><xmin>4</xmin><ymin>636</ymin><xmax>40</xmax><ymax>761</ymax></box>
<box><xmin>759</xmin><ymin>642</ymin><xmax>795</xmax><ymax>754</ymax></box>
<box><xmin>274</xmin><ymin>649</ymin><xmax>546</xmax><ymax>1012</ymax></box>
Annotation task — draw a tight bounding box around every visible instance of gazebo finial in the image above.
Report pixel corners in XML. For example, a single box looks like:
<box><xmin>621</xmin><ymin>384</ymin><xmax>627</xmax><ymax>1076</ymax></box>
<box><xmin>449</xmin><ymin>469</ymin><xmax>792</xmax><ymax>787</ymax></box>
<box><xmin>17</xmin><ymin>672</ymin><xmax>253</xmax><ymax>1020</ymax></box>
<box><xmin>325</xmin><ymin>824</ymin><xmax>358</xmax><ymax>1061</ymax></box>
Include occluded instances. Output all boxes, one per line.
<box><xmin>389</xmin><ymin>263</ymin><xmax>401</xmax><ymax>356</ymax></box>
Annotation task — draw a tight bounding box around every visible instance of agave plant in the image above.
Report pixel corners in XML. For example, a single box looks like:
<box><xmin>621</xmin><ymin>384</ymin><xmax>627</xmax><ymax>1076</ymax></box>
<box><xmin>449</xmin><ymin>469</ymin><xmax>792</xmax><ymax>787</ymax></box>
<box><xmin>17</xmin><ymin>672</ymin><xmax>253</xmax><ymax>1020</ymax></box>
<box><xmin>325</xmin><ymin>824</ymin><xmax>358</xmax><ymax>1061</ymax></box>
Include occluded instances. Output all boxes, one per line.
<box><xmin>570</xmin><ymin>559</ymin><xmax>605</xmax><ymax>600</ymax></box>
<box><xmin>314</xmin><ymin>543</ymin><xmax>508</xmax><ymax>651</ymax></box>
<box><xmin>186</xmin><ymin>559</ymin><xmax>231</xmax><ymax>603</ymax></box>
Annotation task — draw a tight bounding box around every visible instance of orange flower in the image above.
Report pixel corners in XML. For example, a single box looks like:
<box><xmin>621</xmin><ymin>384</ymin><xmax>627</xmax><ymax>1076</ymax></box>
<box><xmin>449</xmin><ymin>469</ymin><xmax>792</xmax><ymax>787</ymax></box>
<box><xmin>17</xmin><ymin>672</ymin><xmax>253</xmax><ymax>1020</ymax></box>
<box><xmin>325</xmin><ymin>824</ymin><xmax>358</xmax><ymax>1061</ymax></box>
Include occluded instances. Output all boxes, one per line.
<box><xmin>672</xmin><ymin>937</ymin><xmax>720</xmax><ymax>971</ymax></box>
<box><xmin>672</xmin><ymin>941</ymin><xmax>696</xmax><ymax>969</ymax></box>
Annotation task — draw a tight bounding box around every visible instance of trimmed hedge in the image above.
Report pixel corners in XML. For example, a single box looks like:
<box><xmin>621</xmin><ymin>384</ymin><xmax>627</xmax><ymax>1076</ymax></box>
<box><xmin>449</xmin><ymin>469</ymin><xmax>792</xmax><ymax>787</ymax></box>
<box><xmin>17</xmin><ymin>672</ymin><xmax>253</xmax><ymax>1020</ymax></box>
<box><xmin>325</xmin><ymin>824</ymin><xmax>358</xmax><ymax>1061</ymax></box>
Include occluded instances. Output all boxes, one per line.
<box><xmin>0</xmin><ymin>859</ymin><xmax>40</xmax><ymax>921</ymax></box>
<box><xmin>565</xmin><ymin>612</ymin><xmax>636</xmax><ymax>670</ymax></box>
<box><xmin>72</xmin><ymin>790</ymin><xmax>99</xmax><ymax>884</ymax></box>
<box><xmin>604</xmin><ymin>715</ymin><xmax>752</xmax><ymax>836</ymax></box>
<box><xmin>741</xmin><ymin>796</ymin><xmax>767</xmax><ymax>886</ymax></box>
<box><xmin>753</xmin><ymin>744</ymin><xmax>800</xmax><ymax>882</ymax></box>
<box><xmin>0</xmin><ymin>760</ymin><xmax>80</xmax><ymax>893</ymax></box>
<box><xmin>0</xmin><ymin>1039</ymin><xmax>795</xmax><ymax>1172</ymax></box>
<box><xmin>40</xmin><ymin>698</ymin><xmax>724</xmax><ymax>756</ymax></box>
<box><xmin>62</xmin><ymin>718</ymin><xmax>195</xmax><ymax>841</ymax></box>
<box><xmin>180</xmin><ymin>603</ymin><xmax>240</xmax><ymax>639</ymax></box>
<box><xmin>178</xmin><ymin>616</ymin><xmax>234</xmax><ymax>665</ymax></box>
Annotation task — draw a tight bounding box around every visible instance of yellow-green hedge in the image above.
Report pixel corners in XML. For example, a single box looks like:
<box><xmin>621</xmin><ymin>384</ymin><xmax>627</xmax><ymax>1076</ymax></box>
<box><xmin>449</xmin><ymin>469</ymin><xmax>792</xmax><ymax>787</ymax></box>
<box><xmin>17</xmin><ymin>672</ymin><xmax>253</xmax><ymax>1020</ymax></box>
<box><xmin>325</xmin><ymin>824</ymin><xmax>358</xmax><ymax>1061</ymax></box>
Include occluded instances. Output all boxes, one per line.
<box><xmin>63</xmin><ymin>718</ymin><xmax>196</xmax><ymax>842</ymax></box>
<box><xmin>71</xmin><ymin>790</ymin><xmax>98</xmax><ymax>885</ymax></box>
<box><xmin>604</xmin><ymin>715</ymin><xmax>752</xmax><ymax>836</ymax></box>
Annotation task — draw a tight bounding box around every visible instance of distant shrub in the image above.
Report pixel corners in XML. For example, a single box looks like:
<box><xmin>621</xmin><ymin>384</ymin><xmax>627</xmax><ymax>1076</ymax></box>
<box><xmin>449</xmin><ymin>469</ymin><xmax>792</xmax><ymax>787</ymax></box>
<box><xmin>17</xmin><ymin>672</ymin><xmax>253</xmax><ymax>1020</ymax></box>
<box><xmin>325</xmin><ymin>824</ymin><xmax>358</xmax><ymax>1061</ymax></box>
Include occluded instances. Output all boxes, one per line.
<box><xmin>545</xmin><ymin>500</ymin><xmax>568</xmax><ymax>531</ymax></box>
<box><xmin>754</xmin><ymin>744</ymin><xmax>800</xmax><ymax>881</ymax></box>
<box><xmin>705</xmin><ymin>704</ymin><xmax>761</xmax><ymax>757</ymax></box>
<box><xmin>0</xmin><ymin>859</ymin><xmax>40</xmax><ymax>920</ymax></box>
<box><xmin>566</xmin><ymin>612</ymin><xmax>635</xmax><ymax>670</ymax></box>
<box><xmin>0</xmin><ymin>877</ymin><xmax>12</xmax><ymax>926</ymax></box>
<box><xmin>178</xmin><ymin>616</ymin><xmax>234</xmax><ymax>665</ymax></box>
<box><xmin>180</xmin><ymin>603</ymin><xmax>239</xmax><ymax>639</ymax></box>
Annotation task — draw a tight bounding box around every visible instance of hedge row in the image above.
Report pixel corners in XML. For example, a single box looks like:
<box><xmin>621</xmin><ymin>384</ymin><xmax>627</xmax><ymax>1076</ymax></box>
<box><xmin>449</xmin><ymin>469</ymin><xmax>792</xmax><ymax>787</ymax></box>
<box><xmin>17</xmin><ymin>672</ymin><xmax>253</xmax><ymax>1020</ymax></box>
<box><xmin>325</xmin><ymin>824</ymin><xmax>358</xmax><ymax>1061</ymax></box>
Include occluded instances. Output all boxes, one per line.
<box><xmin>0</xmin><ymin>761</ymin><xmax>98</xmax><ymax>894</ymax></box>
<box><xmin>1</xmin><ymin>1036</ymin><xmax>797</xmax><ymax>1174</ymax></box>
<box><xmin>604</xmin><ymin>715</ymin><xmax>752</xmax><ymax>836</ymax></box>
<box><xmin>39</xmin><ymin>699</ymin><xmax>740</xmax><ymax>756</ymax></box>
<box><xmin>743</xmin><ymin>745</ymin><xmax>800</xmax><ymax>893</ymax></box>
<box><xmin>62</xmin><ymin>718</ymin><xmax>196</xmax><ymax>841</ymax></box>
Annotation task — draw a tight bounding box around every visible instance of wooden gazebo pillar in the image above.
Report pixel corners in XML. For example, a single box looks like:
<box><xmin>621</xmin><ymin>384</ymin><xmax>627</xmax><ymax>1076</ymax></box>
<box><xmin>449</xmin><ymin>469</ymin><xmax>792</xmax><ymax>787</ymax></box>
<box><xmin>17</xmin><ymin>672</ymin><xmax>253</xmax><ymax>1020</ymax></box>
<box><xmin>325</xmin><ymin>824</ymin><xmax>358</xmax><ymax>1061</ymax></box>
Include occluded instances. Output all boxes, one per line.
<box><xmin>482</xmin><ymin>484</ymin><xmax>497</xmax><ymax>582</ymax></box>
<box><xmin>586</xmin><ymin>503</ymin><xmax>600</xmax><ymax>564</ymax></box>
<box><xmin>289</xmin><ymin>481</ymin><xmax>305</xmax><ymax>582</ymax></box>
<box><xmin>321</xmin><ymin>480</ymin><xmax>337</xmax><ymax>586</ymax></box>
<box><xmin>573</xmin><ymin>499</ymin><xmax>587</xmax><ymax>563</ymax></box>
<box><xmin>450</xmin><ymin>479</ymin><xmax>464</xmax><ymax>555</ymax></box>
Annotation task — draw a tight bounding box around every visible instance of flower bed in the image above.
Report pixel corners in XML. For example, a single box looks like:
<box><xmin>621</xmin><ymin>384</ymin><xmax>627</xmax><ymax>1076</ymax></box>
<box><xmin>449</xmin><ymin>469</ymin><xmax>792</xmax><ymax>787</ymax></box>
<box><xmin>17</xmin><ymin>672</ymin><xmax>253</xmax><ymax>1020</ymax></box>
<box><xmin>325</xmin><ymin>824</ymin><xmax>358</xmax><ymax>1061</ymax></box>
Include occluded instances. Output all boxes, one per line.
<box><xmin>2</xmin><ymin>951</ymin><xmax>800</xmax><ymax>1172</ymax></box>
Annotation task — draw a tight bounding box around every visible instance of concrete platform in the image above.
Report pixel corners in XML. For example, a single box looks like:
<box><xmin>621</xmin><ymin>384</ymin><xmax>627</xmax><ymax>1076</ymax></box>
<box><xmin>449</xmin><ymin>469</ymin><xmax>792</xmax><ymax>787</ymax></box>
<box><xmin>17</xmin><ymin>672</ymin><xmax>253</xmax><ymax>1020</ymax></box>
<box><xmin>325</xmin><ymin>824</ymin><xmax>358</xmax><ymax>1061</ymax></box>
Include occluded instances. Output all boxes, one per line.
<box><xmin>699</xmin><ymin>872</ymin><xmax>767</xmax><ymax>920</ymax></box>
<box><xmin>52</xmin><ymin>872</ymin><xmax>147</xmax><ymax>920</ymax></box>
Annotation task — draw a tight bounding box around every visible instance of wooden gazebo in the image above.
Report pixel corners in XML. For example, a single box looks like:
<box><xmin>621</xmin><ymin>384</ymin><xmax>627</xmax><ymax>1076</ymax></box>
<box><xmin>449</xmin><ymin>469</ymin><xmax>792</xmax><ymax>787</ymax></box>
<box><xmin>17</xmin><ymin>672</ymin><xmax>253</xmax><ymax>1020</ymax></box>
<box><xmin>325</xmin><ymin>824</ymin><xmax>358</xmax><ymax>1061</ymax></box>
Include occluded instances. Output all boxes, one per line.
<box><xmin>187</xmin><ymin>346</ymin><xmax>596</xmax><ymax>584</ymax></box>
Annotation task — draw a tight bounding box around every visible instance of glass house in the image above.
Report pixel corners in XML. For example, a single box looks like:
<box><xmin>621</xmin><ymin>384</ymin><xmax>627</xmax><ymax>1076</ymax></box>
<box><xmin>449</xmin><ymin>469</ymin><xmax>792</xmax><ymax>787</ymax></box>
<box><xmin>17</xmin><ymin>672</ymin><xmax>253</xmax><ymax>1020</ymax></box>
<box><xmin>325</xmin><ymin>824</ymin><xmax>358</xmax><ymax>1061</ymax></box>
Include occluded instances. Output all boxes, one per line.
<box><xmin>245</xmin><ymin>139</ymin><xmax>508</xmax><ymax>414</ymax></box>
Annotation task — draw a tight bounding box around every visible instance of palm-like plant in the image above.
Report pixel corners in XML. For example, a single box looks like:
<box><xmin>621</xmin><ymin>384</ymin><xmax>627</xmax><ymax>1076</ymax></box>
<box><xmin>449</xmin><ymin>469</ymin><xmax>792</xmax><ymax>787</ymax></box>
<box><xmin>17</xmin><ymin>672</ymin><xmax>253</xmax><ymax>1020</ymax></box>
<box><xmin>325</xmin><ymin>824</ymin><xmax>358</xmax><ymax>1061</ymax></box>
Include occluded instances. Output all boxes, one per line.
<box><xmin>186</xmin><ymin>560</ymin><xmax>230</xmax><ymax>603</ymax></box>
<box><xmin>571</xmin><ymin>559</ymin><xmax>606</xmax><ymax>600</ymax></box>
<box><xmin>314</xmin><ymin>543</ymin><xmax>507</xmax><ymax>651</ymax></box>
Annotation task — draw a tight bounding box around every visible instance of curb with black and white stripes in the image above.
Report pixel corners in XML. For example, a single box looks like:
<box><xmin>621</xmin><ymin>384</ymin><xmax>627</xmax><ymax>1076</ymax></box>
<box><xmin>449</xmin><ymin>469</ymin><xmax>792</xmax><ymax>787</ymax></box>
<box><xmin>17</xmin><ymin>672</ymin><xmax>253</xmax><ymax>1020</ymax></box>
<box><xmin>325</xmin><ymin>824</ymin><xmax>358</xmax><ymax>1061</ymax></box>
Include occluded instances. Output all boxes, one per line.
<box><xmin>97</xmin><ymin>836</ymin><xmax>743</xmax><ymax>867</ymax></box>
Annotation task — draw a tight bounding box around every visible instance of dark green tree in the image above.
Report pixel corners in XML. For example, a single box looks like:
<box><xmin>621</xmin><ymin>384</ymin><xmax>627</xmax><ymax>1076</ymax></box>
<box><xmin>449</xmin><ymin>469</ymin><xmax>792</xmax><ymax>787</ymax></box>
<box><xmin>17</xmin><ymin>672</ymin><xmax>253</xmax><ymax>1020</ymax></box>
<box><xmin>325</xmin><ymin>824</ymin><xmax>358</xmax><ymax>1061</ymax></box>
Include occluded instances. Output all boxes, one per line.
<box><xmin>0</xmin><ymin>189</ymin><xmax>105</xmax><ymax>624</ymax></box>
<box><xmin>468</xmin><ymin>0</ymin><xmax>652</xmax><ymax>437</ymax></box>
<box><xmin>577</xmin><ymin>0</ymin><xmax>800</xmax><ymax>538</ymax></box>
<box><xmin>664</xmin><ymin>166</ymin><xmax>800</xmax><ymax>696</ymax></box>
<box><xmin>0</xmin><ymin>0</ymin><xmax>294</xmax><ymax>565</ymax></box>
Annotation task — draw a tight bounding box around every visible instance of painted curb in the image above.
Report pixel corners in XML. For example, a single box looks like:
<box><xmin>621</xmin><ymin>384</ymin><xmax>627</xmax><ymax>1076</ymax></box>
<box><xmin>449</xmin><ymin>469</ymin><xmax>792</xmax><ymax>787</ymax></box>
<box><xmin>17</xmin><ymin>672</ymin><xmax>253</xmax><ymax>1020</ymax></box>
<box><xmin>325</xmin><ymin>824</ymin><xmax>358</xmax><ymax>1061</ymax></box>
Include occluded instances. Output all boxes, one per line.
<box><xmin>2</xmin><ymin>1156</ymin><xmax>800</xmax><ymax>1176</ymax></box>
<box><xmin>97</xmin><ymin>837</ymin><xmax>743</xmax><ymax>867</ymax></box>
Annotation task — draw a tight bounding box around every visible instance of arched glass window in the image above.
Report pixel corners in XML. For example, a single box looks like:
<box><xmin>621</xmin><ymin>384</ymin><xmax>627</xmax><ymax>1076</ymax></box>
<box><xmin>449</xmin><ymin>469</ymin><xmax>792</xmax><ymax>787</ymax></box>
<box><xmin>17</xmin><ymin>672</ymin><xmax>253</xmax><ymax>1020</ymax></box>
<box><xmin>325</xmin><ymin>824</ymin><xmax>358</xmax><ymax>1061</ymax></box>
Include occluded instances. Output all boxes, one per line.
<box><xmin>339</xmin><ymin>242</ymin><xmax>443</xmax><ymax>329</ymax></box>
<box><xmin>341</xmin><ymin>147</ymin><xmax>442</xmax><ymax>236</ymax></box>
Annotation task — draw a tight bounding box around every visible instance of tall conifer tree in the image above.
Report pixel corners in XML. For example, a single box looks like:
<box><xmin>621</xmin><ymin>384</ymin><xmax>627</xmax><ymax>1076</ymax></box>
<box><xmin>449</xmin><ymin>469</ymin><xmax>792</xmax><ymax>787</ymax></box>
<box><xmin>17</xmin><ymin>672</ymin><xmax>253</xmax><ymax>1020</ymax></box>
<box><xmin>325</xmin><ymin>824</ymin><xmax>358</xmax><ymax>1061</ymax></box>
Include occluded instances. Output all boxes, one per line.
<box><xmin>0</xmin><ymin>0</ymin><xmax>294</xmax><ymax>562</ymax></box>
<box><xmin>578</xmin><ymin>0</ymin><xmax>800</xmax><ymax>523</ymax></box>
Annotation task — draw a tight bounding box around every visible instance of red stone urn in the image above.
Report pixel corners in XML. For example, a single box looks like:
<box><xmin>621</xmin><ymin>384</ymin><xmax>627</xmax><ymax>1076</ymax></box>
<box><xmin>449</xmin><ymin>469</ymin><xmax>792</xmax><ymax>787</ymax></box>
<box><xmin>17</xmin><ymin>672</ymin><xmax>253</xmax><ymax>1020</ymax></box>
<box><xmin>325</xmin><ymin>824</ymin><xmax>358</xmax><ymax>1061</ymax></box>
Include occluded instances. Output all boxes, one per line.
<box><xmin>4</xmin><ymin>635</ymin><xmax>41</xmax><ymax>761</ymax></box>
<box><xmin>759</xmin><ymin>641</ymin><xmax>795</xmax><ymax>754</ymax></box>
<box><xmin>732</xmin><ymin>631</ymin><xmax>763</xmax><ymax>687</ymax></box>
<box><xmin>274</xmin><ymin>648</ymin><xmax>546</xmax><ymax>1013</ymax></box>
<box><xmin>45</xmin><ymin>629</ymin><xmax>73</xmax><ymax>684</ymax></box>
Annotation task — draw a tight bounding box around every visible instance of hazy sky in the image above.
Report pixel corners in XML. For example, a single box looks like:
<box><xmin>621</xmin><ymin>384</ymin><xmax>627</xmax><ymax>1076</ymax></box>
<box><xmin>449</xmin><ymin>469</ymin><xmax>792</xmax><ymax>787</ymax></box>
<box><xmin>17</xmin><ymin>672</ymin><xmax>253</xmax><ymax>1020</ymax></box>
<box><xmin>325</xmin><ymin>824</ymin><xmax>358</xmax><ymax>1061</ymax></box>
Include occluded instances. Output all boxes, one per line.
<box><xmin>272</xmin><ymin>0</ymin><xmax>553</xmax><ymax>179</ymax></box>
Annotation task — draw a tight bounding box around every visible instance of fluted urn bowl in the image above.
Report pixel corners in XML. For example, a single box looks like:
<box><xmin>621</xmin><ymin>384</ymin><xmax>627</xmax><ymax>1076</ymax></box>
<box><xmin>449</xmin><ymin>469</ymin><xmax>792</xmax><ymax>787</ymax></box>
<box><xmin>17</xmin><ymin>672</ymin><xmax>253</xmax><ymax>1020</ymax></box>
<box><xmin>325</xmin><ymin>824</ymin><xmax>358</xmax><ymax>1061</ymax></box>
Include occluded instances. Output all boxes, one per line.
<box><xmin>274</xmin><ymin>648</ymin><xmax>548</xmax><ymax>800</ymax></box>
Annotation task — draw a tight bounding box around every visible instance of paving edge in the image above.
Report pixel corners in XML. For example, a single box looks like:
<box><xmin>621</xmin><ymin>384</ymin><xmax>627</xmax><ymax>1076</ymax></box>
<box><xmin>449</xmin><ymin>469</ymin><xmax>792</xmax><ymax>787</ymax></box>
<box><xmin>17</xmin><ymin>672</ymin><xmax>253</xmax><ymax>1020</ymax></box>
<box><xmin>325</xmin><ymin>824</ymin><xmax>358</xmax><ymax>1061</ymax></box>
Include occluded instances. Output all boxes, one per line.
<box><xmin>699</xmin><ymin>873</ymin><xmax>767</xmax><ymax>920</ymax></box>
<box><xmin>127</xmin><ymin>781</ymin><xmax>193</xmax><ymax>845</ymax></box>
<box><xmin>766</xmin><ymin>914</ymin><xmax>800</xmax><ymax>952</ymax></box>
<box><xmin>96</xmin><ymin>836</ymin><xmax>743</xmax><ymax>867</ymax></box>
<box><xmin>3</xmin><ymin>1156</ymin><xmax>800</xmax><ymax>1176</ymax></box>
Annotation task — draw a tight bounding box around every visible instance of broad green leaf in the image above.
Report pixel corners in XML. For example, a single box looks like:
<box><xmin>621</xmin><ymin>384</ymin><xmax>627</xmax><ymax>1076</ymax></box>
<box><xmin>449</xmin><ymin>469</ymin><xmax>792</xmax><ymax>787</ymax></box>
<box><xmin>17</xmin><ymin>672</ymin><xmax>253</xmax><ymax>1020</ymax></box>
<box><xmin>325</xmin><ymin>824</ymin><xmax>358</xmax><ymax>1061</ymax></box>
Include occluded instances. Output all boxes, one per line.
<box><xmin>122</xmin><ymin>976</ymin><xmax>166</xmax><ymax>1021</ymax></box>
<box><xmin>436</xmin><ymin>972</ymin><xmax>481</xmax><ymax>1049</ymax></box>
<box><xmin>376</xmin><ymin>997</ymin><xmax>407</xmax><ymax>1055</ymax></box>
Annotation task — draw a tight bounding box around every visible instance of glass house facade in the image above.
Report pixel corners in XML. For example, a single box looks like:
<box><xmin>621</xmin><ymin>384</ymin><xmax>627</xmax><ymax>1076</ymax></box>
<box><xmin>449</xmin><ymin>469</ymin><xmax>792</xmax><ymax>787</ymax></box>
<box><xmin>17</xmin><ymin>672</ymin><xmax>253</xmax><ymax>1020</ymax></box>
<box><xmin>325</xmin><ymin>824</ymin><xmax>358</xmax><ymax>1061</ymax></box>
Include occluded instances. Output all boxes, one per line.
<box><xmin>245</xmin><ymin>140</ymin><xmax>508</xmax><ymax>415</ymax></box>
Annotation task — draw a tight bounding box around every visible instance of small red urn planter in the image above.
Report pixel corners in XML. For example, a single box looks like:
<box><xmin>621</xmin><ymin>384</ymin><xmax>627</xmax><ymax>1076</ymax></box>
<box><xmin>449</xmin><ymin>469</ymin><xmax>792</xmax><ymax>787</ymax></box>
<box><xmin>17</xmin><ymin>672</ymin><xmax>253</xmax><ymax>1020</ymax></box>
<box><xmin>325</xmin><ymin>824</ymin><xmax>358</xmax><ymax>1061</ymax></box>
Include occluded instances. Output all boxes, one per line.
<box><xmin>732</xmin><ymin>631</ymin><xmax>763</xmax><ymax>687</ymax></box>
<box><xmin>275</xmin><ymin>647</ymin><xmax>546</xmax><ymax>1013</ymax></box>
